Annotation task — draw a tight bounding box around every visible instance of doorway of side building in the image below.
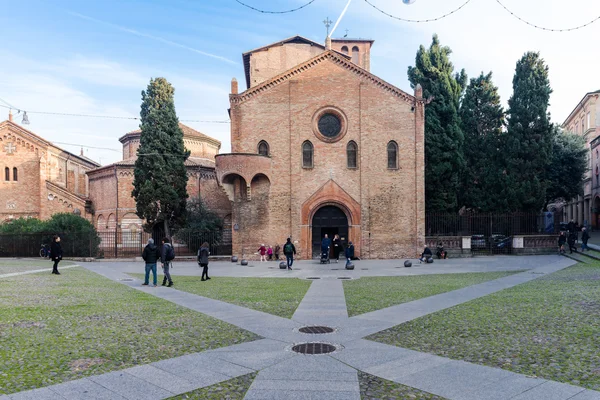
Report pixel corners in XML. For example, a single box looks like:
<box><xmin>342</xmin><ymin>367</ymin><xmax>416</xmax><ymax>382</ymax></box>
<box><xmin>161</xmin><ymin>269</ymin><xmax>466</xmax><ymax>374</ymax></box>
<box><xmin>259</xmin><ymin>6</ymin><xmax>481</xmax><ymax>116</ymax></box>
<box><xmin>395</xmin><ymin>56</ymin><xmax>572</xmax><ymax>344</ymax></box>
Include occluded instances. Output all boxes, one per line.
<box><xmin>311</xmin><ymin>205</ymin><xmax>349</xmax><ymax>258</ymax></box>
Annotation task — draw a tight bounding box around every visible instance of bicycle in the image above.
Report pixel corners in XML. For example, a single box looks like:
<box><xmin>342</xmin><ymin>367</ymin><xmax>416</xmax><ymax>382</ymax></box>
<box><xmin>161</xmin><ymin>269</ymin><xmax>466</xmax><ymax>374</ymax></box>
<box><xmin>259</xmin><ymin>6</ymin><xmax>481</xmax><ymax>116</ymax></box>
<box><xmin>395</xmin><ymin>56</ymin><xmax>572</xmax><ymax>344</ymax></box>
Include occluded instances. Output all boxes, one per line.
<box><xmin>40</xmin><ymin>244</ymin><xmax>50</xmax><ymax>258</ymax></box>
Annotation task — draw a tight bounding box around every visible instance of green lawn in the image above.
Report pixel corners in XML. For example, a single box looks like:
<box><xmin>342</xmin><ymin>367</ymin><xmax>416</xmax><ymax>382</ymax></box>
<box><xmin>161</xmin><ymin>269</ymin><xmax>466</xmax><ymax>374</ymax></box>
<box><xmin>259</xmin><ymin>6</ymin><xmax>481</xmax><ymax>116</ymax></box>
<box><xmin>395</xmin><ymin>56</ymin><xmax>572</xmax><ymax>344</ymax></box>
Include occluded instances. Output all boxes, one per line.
<box><xmin>368</xmin><ymin>262</ymin><xmax>600</xmax><ymax>391</ymax></box>
<box><xmin>343</xmin><ymin>271</ymin><xmax>522</xmax><ymax>317</ymax></box>
<box><xmin>147</xmin><ymin>276</ymin><xmax>312</xmax><ymax>319</ymax></box>
<box><xmin>168</xmin><ymin>372</ymin><xmax>256</xmax><ymax>399</ymax></box>
<box><xmin>0</xmin><ymin>259</ymin><xmax>75</xmax><ymax>275</ymax></box>
<box><xmin>0</xmin><ymin>268</ymin><xmax>259</xmax><ymax>395</ymax></box>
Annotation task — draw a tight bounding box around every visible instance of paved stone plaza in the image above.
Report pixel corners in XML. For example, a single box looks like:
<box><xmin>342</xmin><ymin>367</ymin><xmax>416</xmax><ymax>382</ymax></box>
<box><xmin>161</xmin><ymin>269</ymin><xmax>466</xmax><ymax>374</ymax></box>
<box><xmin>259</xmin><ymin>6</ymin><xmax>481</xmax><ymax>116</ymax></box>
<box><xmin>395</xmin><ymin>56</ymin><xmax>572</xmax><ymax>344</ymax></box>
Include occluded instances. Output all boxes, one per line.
<box><xmin>3</xmin><ymin>255</ymin><xmax>600</xmax><ymax>400</ymax></box>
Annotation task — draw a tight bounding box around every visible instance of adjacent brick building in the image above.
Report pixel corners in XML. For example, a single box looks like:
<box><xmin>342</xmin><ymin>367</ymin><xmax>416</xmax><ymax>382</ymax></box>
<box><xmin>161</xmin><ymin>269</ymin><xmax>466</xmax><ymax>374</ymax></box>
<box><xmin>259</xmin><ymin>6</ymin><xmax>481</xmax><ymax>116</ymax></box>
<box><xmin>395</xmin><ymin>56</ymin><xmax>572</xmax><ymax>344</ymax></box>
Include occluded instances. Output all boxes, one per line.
<box><xmin>218</xmin><ymin>35</ymin><xmax>426</xmax><ymax>259</ymax></box>
<box><xmin>87</xmin><ymin>123</ymin><xmax>231</xmax><ymax>237</ymax></box>
<box><xmin>0</xmin><ymin>114</ymin><xmax>99</xmax><ymax>223</ymax></box>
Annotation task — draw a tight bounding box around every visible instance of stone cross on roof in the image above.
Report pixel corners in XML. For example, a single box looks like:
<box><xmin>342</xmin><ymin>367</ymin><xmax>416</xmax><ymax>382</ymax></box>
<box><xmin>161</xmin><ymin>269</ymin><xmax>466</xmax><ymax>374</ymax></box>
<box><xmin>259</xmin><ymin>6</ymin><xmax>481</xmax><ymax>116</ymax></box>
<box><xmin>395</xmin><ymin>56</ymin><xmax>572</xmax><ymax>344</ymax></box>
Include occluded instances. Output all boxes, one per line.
<box><xmin>4</xmin><ymin>142</ymin><xmax>16</xmax><ymax>154</ymax></box>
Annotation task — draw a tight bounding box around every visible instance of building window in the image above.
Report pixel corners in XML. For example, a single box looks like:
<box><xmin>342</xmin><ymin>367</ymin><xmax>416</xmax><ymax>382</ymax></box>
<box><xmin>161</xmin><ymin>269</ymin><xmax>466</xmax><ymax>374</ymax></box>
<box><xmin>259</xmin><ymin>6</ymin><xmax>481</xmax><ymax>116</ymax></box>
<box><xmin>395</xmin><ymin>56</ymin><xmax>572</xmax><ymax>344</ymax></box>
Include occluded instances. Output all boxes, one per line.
<box><xmin>341</xmin><ymin>46</ymin><xmax>349</xmax><ymax>55</ymax></box>
<box><xmin>352</xmin><ymin>46</ymin><xmax>360</xmax><ymax>65</ymax></box>
<box><xmin>12</xmin><ymin>167</ymin><xmax>17</xmax><ymax>181</ymax></box>
<box><xmin>347</xmin><ymin>141</ymin><xmax>357</xmax><ymax>169</ymax></box>
<box><xmin>582</xmin><ymin>117</ymin><xmax>586</xmax><ymax>132</ymax></box>
<box><xmin>588</xmin><ymin>112</ymin><xmax>591</xmax><ymax>129</ymax></box>
<box><xmin>575</xmin><ymin>122</ymin><xmax>579</xmax><ymax>134</ymax></box>
<box><xmin>4</xmin><ymin>167</ymin><xmax>9</xmax><ymax>181</ymax></box>
<box><xmin>387</xmin><ymin>141</ymin><xmax>398</xmax><ymax>169</ymax></box>
<box><xmin>302</xmin><ymin>141</ymin><xmax>313</xmax><ymax>168</ymax></box>
<box><xmin>258</xmin><ymin>140</ymin><xmax>269</xmax><ymax>156</ymax></box>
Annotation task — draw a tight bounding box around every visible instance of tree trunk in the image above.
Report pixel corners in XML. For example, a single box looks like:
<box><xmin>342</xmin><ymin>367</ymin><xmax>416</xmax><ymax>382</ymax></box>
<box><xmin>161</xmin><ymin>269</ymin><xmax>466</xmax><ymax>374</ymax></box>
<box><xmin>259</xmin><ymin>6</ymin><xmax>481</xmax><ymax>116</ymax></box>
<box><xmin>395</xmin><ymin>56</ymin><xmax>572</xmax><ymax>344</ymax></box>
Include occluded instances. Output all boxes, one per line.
<box><xmin>163</xmin><ymin>219</ymin><xmax>171</xmax><ymax>241</ymax></box>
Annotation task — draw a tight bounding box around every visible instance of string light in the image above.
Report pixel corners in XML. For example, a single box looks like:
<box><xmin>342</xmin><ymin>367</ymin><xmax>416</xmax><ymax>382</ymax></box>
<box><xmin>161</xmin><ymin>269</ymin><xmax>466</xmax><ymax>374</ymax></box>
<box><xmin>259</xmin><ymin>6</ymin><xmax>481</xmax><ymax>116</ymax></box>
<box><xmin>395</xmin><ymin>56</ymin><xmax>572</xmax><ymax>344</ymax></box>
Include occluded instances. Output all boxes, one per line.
<box><xmin>233</xmin><ymin>0</ymin><xmax>317</xmax><ymax>14</ymax></box>
<box><xmin>363</xmin><ymin>0</ymin><xmax>472</xmax><ymax>23</ymax></box>
<box><xmin>0</xmin><ymin>103</ymin><xmax>230</xmax><ymax>123</ymax></box>
<box><xmin>494</xmin><ymin>0</ymin><xmax>600</xmax><ymax>32</ymax></box>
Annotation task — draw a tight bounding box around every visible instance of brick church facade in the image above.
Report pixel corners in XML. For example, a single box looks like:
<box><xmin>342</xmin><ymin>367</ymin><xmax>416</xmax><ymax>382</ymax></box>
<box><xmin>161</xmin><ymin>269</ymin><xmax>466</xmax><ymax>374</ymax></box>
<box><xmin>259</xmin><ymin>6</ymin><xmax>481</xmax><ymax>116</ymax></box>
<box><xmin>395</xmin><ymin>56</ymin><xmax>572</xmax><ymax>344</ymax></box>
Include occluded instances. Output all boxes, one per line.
<box><xmin>217</xmin><ymin>36</ymin><xmax>425</xmax><ymax>259</ymax></box>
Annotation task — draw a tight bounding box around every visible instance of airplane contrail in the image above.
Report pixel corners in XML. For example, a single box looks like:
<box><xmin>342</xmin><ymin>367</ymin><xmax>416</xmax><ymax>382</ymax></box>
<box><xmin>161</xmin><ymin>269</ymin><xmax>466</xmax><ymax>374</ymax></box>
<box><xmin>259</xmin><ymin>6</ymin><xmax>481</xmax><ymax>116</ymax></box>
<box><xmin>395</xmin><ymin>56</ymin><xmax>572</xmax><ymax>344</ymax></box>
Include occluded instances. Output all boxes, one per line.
<box><xmin>68</xmin><ymin>12</ymin><xmax>238</xmax><ymax>66</ymax></box>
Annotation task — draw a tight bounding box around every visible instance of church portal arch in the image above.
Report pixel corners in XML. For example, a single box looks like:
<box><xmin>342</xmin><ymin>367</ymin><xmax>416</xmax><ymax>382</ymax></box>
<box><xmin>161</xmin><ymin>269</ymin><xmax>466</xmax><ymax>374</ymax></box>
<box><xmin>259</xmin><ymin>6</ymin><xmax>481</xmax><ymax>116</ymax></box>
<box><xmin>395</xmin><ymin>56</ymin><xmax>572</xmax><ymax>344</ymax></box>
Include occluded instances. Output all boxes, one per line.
<box><xmin>311</xmin><ymin>204</ymin><xmax>349</xmax><ymax>258</ymax></box>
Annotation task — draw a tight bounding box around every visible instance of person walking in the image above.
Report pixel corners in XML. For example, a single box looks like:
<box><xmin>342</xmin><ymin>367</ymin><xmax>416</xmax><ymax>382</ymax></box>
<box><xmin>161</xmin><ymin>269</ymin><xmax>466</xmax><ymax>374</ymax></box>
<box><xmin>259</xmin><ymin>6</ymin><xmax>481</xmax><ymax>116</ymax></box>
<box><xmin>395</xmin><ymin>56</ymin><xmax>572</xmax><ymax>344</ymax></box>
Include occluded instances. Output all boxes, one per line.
<box><xmin>332</xmin><ymin>234</ymin><xmax>342</xmax><ymax>263</ymax></box>
<box><xmin>258</xmin><ymin>244</ymin><xmax>267</xmax><ymax>262</ymax></box>
<box><xmin>50</xmin><ymin>235</ymin><xmax>63</xmax><ymax>275</ymax></box>
<box><xmin>197</xmin><ymin>241</ymin><xmax>210</xmax><ymax>281</ymax></box>
<box><xmin>274</xmin><ymin>244</ymin><xmax>281</xmax><ymax>261</ymax></box>
<box><xmin>283</xmin><ymin>238</ymin><xmax>296</xmax><ymax>270</ymax></box>
<box><xmin>160</xmin><ymin>238</ymin><xmax>174</xmax><ymax>287</ymax></box>
<box><xmin>267</xmin><ymin>245</ymin><xmax>273</xmax><ymax>261</ymax></box>
<box><xmin>142</xmin><ymin>238</ymin><xmax>160</xmax><ymax>286</ymax></box>
<box><xmin>567</xmin><ymin>231</ymin><xmax>578</xmax><ymax>254</ymax></box>
<box><xmin>558</xmin><ymin>231</ymin><xmax>567</xmax><ymax>254</ymax></box>
<box><xmin>321</xmin><ymin>234</ymin><xmax>331</xmax><ymax>260</ymax></box>
<box><xmin>345</xmin><ymin>241</ymin><xmax>355</xmax><ymax>268</ymax></box>
<box><xmin>581</xmin><ymin>227</ymin><xmax>590</xmax><ymax>252</ymax></box>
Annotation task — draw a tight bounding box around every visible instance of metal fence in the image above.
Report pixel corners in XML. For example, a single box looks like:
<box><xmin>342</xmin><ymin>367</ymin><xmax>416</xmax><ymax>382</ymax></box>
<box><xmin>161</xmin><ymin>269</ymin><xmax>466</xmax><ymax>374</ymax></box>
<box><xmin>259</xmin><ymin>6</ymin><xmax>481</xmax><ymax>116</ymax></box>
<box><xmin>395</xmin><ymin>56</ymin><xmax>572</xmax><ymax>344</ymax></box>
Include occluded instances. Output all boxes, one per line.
<box><xmin>0</xmin><ymin>230</ymin><xmax>230</xmax><ymax>259</ymax></box>
<box><xmin>425</xmin><ymin>212</ymin><xmax>561</xmax><ymax>237</ymax></box>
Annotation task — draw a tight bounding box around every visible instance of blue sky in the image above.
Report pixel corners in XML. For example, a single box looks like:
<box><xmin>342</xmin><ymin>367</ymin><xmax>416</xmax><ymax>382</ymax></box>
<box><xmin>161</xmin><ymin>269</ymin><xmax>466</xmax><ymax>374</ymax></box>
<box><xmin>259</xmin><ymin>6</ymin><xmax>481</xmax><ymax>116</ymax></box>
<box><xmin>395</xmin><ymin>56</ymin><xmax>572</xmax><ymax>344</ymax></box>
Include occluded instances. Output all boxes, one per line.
<box><xmin>1</xmin><ymin>0</ymin><xmax>599</xmax><ymax>164</ymax></box>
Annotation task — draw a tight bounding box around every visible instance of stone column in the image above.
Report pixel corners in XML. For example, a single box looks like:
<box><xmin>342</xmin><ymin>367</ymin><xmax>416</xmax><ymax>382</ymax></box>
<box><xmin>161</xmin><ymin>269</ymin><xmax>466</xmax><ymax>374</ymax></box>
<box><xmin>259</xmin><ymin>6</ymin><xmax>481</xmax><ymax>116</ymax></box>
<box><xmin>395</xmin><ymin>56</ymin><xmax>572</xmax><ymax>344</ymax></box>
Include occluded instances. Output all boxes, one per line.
<box><xmin>579</xmin><ymin>196</ymin><xmax>584</xmax><ymax>226</ymax></box>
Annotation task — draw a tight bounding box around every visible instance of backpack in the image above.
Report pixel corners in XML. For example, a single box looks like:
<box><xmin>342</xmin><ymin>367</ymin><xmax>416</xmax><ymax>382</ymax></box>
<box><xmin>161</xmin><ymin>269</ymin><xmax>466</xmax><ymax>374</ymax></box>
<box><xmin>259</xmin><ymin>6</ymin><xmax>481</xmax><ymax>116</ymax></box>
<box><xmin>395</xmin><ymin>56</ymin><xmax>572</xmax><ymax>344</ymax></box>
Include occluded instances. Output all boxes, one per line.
<box><xmin>283</xmin><ymin>243</ymin><xmax>293</xmax><ymax>254</ymax></box>
<box><xmin>166</xmin><ymin>244</ymin><xmax>175</xmax><ymax>261</ymax></box>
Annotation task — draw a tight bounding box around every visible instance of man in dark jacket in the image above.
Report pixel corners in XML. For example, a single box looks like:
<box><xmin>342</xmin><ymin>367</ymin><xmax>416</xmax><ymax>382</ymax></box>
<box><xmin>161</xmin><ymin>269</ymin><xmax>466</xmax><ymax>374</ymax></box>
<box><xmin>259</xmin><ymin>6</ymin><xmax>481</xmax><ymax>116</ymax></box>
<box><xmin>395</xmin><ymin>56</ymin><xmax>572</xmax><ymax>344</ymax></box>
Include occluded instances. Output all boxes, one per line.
<box><xmin>321</xmin><ymin>234</ymin><xmax>331</xmax><ymax>259</ymax></box>
<box><xmin>283</xmin><ymin>238</ymin><xmax>296</xmax><ymax>270</ymax></box>
<box><xmin>50</xmin><ymin>235</ymin><xmax>63</xmax><ymax>275</ymax></box>
<box><xmin>160</xmin><ymin>238</ymin><xmax>174</xmax><ymax>287</ymax></box>
<box><xmin>142</xmin><ymin>238</ymin><xmax>160</xmax><ymax>286</ymax></box>
<box><xmin>567</xmin><ymin>232</ymin><xmax>578</xmax><ymax>254</ymax></box>
<box><xmin>581</xmin><ymin>227</ymin><xmax>590</xmax><ymax>252</ymax></box>
<box><xmin>345</xmin><ymin>241</ymin><xmax>355</xmax><ymax>268</ymax></box>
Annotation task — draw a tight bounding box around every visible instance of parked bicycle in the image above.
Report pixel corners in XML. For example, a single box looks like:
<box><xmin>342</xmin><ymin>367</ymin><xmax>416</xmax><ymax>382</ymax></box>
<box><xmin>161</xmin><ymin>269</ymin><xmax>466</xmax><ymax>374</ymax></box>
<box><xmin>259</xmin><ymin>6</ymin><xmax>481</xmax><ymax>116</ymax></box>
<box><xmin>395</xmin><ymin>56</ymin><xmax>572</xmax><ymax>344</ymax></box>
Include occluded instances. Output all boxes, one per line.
<box><xmin>39</xmin><ymin>244</ymin><xmax>50</xmax><ymax>258</ymax></box>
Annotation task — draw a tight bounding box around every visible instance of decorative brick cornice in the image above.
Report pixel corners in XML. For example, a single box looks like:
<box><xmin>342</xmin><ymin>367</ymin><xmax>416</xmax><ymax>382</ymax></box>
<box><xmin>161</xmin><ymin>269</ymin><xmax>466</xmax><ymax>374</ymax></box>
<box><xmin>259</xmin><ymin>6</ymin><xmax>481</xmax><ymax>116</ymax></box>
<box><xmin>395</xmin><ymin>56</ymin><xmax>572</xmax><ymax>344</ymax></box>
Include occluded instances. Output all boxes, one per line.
<box><xmin>231</xmin><ymin>50</ymin><xmax>415</xmax><ymax>105</ymax></box>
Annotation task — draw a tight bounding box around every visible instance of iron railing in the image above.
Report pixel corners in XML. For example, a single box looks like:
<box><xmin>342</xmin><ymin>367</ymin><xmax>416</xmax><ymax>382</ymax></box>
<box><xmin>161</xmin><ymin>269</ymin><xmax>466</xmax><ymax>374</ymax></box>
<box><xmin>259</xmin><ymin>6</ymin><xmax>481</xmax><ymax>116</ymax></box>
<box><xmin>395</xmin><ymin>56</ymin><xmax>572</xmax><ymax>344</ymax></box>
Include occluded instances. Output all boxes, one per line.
<box><xmin>425</xmin><ymin>212</ymin><xmax>561</xmax><ymax>237</ymax></box>
<box><xmin>0</xmin><ymin>230</ymin><xmax>230</xmax><ymax>259</ymax></box>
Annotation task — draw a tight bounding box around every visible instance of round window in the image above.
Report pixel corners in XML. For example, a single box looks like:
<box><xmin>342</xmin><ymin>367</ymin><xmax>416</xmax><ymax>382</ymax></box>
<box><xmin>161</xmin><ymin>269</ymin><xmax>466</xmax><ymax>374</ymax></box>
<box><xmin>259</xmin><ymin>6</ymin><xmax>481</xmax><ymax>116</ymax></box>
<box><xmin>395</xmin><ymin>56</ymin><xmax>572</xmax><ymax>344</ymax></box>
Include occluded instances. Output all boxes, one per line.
<box><xmin>318</xmin><ymin>113</ymin><xmax>342</xmax><ymax>138</ymax></box>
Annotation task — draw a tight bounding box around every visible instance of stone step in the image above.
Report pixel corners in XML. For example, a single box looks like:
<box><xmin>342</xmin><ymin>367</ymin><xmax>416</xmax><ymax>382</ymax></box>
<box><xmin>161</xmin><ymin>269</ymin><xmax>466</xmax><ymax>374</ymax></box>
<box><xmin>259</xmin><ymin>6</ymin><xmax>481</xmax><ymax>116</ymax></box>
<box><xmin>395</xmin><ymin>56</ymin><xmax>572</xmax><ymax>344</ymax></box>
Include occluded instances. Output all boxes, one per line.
<box><xmin>577</xmin><ymin>250</ymin><xmax>600</xmax><ymax>262</ymax></box>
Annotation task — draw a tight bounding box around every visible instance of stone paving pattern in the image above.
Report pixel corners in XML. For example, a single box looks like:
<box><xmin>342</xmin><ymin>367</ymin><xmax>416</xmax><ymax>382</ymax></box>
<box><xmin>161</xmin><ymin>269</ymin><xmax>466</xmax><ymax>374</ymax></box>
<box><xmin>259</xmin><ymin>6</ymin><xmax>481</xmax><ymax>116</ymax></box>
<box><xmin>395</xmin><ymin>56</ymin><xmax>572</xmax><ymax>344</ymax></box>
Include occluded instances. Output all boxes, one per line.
<box><xmin>2</xmin><ymin>255</ymin><xmax>600</xmax><ymax>399</ymax></box>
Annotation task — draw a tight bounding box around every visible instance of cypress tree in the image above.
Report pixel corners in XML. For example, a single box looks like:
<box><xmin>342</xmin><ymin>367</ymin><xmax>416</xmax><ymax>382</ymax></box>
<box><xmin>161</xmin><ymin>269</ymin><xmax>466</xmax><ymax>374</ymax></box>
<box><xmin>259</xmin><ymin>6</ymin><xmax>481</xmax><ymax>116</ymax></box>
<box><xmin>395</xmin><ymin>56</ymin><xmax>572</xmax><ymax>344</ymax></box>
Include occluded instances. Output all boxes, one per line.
<box><xmin>459</xmin><ymin>72</ymin><xmax>505</xmax><ymax>211</ymax></box>
<box><xmin>503</xmin><ymin>52</ymin><xmax>553</xmax><ymax>212</ymax></box>
<box><xmin>132</xmin><ymin>78</ymin><xmax>190</xmax><ymax>238</ymax></box>
<box><xmin>408</xmin><ymin>34</ymin><xmax>467</xmax><ymax>212</ymax></box>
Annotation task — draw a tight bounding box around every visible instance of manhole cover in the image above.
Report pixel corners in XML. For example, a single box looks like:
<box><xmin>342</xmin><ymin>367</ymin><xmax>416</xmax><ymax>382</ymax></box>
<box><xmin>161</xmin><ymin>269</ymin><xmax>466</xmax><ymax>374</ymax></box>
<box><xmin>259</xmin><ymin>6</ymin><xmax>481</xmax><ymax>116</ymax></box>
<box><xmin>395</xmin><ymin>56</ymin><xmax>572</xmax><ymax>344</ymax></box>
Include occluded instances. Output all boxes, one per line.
<box><xmin>330</xmin><ymin>268</ymin><xmax>339</xmax><ymax>270</ymax></box>
<box><xmin>337</xmin><ymin>277</ymin><xmax>351</xmax><ymax>280</ymax></box>
<box><xmin>299</xmin><ymin>326</ymin><xmax>335</xmax><ymax>334</ymax></box>
<box><xmin>119</xmin><ymin>278</ymin><xmax>133</xmax><ymax>281</ymax></box>
<box><xmin>306</xmin><ymin>277</ymin><xmax>320</xmax><ymax>280</ymax></box>
<box><xmin>292</xmin><ymin>342</ymin><xmax>337</xmax><ymax>354</ymax></box>
<box><xmin>361</xmin><ymin>268</ymin><xmax>369</xmax><ymax>270</ymax></box>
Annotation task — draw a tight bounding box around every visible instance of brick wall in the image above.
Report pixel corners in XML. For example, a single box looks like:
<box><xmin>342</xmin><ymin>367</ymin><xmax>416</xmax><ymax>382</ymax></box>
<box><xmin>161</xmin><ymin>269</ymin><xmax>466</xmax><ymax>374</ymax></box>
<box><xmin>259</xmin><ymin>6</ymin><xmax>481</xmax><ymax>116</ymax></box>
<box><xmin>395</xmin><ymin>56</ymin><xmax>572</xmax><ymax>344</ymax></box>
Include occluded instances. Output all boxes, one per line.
<box><xmin>225</xmin><ymin>52</ymin><xmax>425</xmax><ymax>259</ymax></box>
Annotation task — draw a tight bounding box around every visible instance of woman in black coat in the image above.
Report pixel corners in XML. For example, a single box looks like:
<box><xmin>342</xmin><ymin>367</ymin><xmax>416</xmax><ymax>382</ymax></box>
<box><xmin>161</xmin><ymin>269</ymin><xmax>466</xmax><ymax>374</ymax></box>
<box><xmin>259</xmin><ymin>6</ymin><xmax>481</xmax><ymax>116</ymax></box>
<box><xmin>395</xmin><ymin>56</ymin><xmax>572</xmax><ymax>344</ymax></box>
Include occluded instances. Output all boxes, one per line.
<box><xmin>332</xmin><ymin>234</ymin><xmax>342</xmax><ymax>263</ymax></box>
<box><xmin>50</xmin><ymin>235</ymin><xmax>63</xmax><ymax>275</ymax></box>
<box><xmin>197</xmin><ymin>242</ymin><xmax>210</xmax><ymax>281</ymax></box>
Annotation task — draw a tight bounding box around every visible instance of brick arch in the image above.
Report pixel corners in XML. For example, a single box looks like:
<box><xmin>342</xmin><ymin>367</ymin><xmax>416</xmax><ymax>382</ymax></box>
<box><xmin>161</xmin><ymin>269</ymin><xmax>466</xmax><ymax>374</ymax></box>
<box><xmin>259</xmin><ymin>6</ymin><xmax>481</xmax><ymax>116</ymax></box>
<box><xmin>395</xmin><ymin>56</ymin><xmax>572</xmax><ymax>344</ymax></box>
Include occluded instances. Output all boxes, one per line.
<box><xmin>300</xmin><ymin>180</ymin><xmax>361</xmax><ymax>258</ymax></box>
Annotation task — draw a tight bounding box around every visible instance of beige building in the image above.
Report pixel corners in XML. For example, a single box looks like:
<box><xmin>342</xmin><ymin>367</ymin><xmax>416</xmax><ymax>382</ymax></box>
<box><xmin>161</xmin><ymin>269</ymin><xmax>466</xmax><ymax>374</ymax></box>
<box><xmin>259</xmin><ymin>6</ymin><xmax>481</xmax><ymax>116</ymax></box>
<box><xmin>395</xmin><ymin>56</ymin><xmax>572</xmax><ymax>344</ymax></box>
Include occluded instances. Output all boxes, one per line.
<box><xmin>562</xmin><ymin>90</ymin><xmax>600</xmax><ymax>228</ymax></box>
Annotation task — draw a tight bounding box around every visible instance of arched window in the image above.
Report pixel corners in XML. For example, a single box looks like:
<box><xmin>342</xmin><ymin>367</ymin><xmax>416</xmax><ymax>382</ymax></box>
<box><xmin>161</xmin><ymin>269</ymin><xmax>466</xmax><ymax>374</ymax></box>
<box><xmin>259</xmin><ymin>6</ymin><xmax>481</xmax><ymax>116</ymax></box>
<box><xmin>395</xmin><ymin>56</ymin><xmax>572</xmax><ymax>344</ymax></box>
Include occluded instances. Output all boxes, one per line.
<box><xmin>258</xmin><ymin>140</ymin><xmax>269</xmax><ymax>156</ymax></box>
<box><xmin>387</xmin><ymin>141</ymin><xmax>398</xmax><ymax>169</ymax></box>
<box><xmin>347</xmin><ymin>141</ymin><xmax>357</xmax><ymax>169</ymax></box>
<box><xmin>302</xmin><ymin>141</ymin><xmax>313</xmax><ymax>168</ymax></box>
<box><xmin>4</xmin><ymin>167</ymin><xmax>9</xmax><ymax>181</ymax></box>
<box><xmin>341</xmin><ymin>46</ymin><xmax>349</xmax><ymax>55</ymax></box>
<box><xmin>352</xmin><ymin>46</ymin><xmax>360</xmax><ymax>65</ymax></box>
<box><xmin>12</xmin><ymin>167</ymin><xmax>17</xmax><ymax>181</ymax></box>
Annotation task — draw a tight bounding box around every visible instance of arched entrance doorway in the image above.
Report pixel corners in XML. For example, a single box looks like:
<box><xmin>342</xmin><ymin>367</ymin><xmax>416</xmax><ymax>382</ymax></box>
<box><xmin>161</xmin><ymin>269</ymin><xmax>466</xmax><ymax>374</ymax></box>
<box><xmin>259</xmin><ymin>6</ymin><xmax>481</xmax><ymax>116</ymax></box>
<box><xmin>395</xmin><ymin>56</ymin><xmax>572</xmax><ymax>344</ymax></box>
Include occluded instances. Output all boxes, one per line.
<box><xmin>311</xmin><ymin>205</ymin><xmax>348</xmax><ymax>258</ymax></box>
